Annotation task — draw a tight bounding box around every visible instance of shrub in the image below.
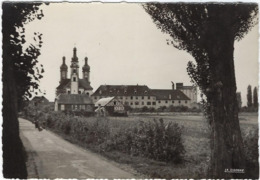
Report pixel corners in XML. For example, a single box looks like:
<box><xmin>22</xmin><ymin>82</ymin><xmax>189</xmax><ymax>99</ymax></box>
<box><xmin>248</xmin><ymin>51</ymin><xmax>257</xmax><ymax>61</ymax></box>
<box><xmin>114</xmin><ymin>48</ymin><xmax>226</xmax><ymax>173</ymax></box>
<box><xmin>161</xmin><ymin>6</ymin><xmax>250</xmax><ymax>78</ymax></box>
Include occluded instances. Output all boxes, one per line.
<box><xmin>103</xmin><ymin>118</ymin><xmax>185</xmax><ymax>163</ymax></box>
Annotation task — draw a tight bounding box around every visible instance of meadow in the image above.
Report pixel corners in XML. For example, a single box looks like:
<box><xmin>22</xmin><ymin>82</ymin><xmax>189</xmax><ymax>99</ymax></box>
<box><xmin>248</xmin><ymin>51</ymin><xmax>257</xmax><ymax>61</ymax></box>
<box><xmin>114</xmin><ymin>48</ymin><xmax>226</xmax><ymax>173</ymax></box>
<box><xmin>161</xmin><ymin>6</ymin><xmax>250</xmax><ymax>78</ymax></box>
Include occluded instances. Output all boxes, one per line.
<box><xmin>24</xmin><ymin>107</ymin><xmax>258</xmax><ymax>178</ymax></box>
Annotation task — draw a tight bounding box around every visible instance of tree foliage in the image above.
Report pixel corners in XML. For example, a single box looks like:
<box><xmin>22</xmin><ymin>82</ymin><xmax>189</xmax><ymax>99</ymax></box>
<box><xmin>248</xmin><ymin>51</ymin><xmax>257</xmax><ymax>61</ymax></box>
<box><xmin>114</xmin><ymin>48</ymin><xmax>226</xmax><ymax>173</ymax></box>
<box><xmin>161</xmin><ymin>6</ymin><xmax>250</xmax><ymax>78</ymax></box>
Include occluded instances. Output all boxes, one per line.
<box><xmin>247</xmin><ymin>85</ymin><xmax>253</xmax><ymax>107</ymax></box>
<box><xmin>143</xmin><ymin>3</ymin><xmax>257</xmax><ymax>108</ymax></box>
<box><xmin>236</xmin><ymin>92</ymin><xmax>242</xmax><ymax>110</ymax></box>
<box><xmin>3</xmin><ymin>2</ymin><xmax>46</xmax><ymax>110</ymax></box>
<box><xmin>144</xmin><ymin>3</ymin><xmax>258</xmax><ymax>178</ymax></box>
<box><xmin>253</xmin><ymin>86</ymin><xmax>258</xmax><ymax>108</ymax></box>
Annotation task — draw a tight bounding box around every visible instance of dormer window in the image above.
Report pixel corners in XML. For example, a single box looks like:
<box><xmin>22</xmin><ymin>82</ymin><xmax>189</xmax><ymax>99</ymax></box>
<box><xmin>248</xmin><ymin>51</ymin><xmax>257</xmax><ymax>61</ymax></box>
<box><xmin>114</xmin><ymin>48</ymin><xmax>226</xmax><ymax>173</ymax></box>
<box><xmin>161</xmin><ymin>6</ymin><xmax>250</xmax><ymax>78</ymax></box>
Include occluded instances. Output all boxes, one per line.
<box><xmin>73</xmin><ymin>77</ymin><xmax>76</xmax><ymax>82</ymax></box>
<box><xmin>124</xmin><ymin>90</ymin><xmax>127</xmax><ymax>94</ymax></box>
<box><xmin>99</xmin><ymin>90</ymin><xmax>102</xmax><ymax>94</ymax></box>
<box><xmin>144</xmin><ymin>90</ymin><xmax>147</xmax><ymax>94</ymax></box>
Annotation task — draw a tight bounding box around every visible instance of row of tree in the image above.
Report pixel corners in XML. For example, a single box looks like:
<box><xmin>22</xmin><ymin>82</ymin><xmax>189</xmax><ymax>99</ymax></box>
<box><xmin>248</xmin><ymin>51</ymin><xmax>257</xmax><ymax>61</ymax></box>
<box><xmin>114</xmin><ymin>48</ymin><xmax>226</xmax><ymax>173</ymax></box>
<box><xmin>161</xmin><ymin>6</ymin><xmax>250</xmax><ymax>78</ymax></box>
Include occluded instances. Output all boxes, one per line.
<box><xmin>247</xmin><ymin>85</ymin><xmax>258</xmax><ymax>108</ymax></box>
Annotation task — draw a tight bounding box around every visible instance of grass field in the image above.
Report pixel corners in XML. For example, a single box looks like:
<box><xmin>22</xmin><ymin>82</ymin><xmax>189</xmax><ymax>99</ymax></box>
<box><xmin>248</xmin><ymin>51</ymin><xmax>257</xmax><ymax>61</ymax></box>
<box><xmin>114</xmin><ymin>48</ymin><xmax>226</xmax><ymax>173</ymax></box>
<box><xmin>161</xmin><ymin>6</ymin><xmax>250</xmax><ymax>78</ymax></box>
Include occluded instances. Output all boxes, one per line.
<box><xmin>100</xmin><ymin>112</ymin><xmax>258</xmax><ymax>178</ymax></box>
<box><xmin>42</xmin><ymin>111</ymin><xmax>258</xmax><ymax>178</ymax></box>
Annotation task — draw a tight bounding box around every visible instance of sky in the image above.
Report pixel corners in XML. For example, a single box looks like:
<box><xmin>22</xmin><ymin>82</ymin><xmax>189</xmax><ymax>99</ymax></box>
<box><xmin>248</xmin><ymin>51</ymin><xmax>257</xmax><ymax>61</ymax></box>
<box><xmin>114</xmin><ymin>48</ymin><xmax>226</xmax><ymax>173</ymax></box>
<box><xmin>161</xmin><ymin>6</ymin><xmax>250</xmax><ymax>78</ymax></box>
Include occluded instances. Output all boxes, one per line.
<box><xmin>24</xmin><ymin>3</ymin><xmax>259</xmax><ymax>106</ymax></box>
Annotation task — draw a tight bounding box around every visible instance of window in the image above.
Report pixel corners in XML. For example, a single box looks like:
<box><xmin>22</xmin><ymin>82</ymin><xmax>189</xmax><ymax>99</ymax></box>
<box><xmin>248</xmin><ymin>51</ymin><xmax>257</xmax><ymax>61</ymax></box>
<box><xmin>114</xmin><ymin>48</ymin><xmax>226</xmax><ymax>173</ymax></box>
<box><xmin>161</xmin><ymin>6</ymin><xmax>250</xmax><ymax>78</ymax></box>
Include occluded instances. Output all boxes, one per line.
<box><xmin>135</xmin><ymin>102</ymin><xmax>139</xmax><ymax>105</ymax></box>
<box><xmin>68</xmin><ymin>91</ymin><xmax>70</xmax><ymax>94</ymax></box>
<box><xmin>114</xmin><ymin>101</ymin><xmax>116</xmax><ymax>105</ymax></box>
<box><xmin>142</xmin><ymin>96</ymin><xmax>144</xmax><ymax>99</ymax></box>
<box><xmin>61</xmin><ymin>105</ymin><xmax>65</xmax><ymax>111</ymax></box>
<box><xmin>142</xmin><ymin>102</ymin><xmax>144</xmax><ymax>105</ymax></box>
<box><xmin>148</xmin><ymin>96</ymin><xmax>150</xmax><ymax>99</ymax></box>
<box><xmin>130</xmin><ymin>102</ymin><xmax>133</xmax><ymax>105</ymax></box>
<box><xmin>165</xmin><ymin>101</ymin><xmax>168</xmax><ymax>104</ymax></box>
<box><xmin>94</xmin><ymin>96</ymin><xmax>97</xmax><ymax>99</ymax></box>
<box><xmin>125</xmin><ymin>102</ymin><xmax>129</xmax><ymax>105</ymax></box>
<box><xmin>179</xmin><ymin>100</ymin><xmax>181</xmax><ymax>104</ymax></box>
<box><xmin>136</xmin><ymin>96</ymin><xmax>138</xmax><ymax>100</ymax></box>
<box><xmin>73</xmin><ymin>77</ymin><xmax>76</xmax><ymax>81</ymax></box>
<box><xmin>78</xmin><ymin>91</ymin><xmax>81</xmax><ymax>94</ymax></box>
<box><xmin>172</xmin><ymin>101</ymin><xmax>174</xmax><ymax>103</ymax></box>
<box><xmin>158</xmin><ymin>100</ymin><xmax>161</xmax><ymax>103</ymax></box>
<box><xmin>185</xmin><ymin>101</ymin><xmax>187</xmax><ymax>104</ymax></box>
<box><xmin>152</xmin><ymin>102</ymin><xmax>156</xmax><ymax>105</ymax></box>
<box><xmin>131</xmin><ymin>96</ymin><xmax>133</xmax><ymax>100</ymax></box>
<box><xmin>86</xmin><ymin>92</ymin><xmax>89</xmax><ymax>96</ymax></box>
<box><xmin>147</xmin><ymin>102</ymin><xmax>151</xmax><ymax>105</ymax></box>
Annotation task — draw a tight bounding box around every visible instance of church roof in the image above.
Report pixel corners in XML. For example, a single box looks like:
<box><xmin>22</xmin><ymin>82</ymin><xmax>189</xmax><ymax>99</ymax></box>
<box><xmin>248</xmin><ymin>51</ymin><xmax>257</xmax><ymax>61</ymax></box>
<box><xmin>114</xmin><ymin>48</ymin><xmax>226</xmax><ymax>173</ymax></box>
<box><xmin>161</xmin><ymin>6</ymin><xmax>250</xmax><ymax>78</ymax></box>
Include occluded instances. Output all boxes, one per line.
<box><xmin>56</xmin><ymin>94</ymin><xmax>93</xmax><ymax>105</ymax></box>
<box><xmin>79</xmin><ymin>79</ymin><xmax>93</xmax><ymax>90</ymax></box>
<box><xmin>151</xmin><ymin>89</ymin><xmax>190</xmax><ymax>100</ymax></box>
<box><xmin>91</xmin><ymin>85</ymin><xmax>154</xmax><ymax>96</ymax></box>
<box><xmin>56</xmin><ymin>79</ymin><xmax>93</xmax><ymax>90</ymax></box>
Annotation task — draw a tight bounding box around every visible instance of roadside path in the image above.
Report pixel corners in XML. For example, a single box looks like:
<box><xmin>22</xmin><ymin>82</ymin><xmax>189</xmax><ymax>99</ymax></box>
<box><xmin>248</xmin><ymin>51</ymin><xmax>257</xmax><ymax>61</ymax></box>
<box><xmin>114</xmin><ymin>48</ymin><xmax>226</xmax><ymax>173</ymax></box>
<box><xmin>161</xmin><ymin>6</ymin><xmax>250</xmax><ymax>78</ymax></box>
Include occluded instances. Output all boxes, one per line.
<box><xmin>19</xmin><ymin>118</ymin><xmax>136</xmax><ymax>179</ymax></box>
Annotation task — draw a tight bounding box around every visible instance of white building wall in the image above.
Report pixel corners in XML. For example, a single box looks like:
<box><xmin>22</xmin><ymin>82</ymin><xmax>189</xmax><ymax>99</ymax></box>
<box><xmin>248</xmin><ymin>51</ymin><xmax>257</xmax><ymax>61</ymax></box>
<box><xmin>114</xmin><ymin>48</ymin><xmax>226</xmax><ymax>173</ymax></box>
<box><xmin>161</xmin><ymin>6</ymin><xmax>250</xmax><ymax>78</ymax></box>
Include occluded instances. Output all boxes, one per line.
<box><xmin>71</xmin><ymin>74</ymin><xmax>78</xmax><ymax>94</ymax></box>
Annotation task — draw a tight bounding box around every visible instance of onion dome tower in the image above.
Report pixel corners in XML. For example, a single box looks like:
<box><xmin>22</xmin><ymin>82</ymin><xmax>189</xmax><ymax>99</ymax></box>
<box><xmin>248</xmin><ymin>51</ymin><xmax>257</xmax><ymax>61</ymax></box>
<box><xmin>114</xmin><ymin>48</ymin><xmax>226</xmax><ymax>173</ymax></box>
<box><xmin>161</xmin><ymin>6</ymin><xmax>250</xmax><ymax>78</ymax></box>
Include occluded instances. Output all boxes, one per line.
<box><xmin>60</xmin><ymin>56</ymin><xmax>68</xmax><ymax>82</ymax></box>
<box><xmin>82</xmin><ymin>57</ymin><xmax>90</xmax><ymax>82</ymax></box>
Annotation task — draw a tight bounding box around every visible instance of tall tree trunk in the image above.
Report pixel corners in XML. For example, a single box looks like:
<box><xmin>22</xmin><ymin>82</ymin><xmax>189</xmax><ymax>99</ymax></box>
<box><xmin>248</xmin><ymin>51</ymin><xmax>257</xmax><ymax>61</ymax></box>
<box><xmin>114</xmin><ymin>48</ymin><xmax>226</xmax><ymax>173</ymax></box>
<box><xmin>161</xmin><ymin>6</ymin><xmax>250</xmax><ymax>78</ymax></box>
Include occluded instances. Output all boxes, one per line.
<box><xmin>208</xmin><ymin>34</ymin><xmax>245</xmax><ymax>178</ymax></box>
<box><xmin>2</xmin><ymin>45</ymin><xmax>28</xmax><ymax>178</ymax></box>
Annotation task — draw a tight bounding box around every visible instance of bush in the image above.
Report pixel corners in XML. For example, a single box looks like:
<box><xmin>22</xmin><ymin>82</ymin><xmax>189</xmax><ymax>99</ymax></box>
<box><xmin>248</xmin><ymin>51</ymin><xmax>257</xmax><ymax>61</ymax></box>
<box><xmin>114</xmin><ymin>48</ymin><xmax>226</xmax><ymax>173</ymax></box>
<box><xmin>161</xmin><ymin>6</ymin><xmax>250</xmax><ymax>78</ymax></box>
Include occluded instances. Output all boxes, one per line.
<box><xmin>103</xmin><ymin>118</ymin><xmax>185</xmax><ymax>163</ymax></box>
<box><xmin>24</xmin><ymin>105</ymin><xmax>185</xmax><ymax>164</ymax></box>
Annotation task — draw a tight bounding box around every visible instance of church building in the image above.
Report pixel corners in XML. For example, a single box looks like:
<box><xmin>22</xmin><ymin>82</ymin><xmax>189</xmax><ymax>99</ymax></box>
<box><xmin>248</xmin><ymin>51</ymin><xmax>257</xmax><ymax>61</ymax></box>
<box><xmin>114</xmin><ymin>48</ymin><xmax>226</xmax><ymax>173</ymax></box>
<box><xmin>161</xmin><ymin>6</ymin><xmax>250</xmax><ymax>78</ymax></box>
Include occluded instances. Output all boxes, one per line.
<box><xmin>55</xmin><ymin>47</ymin><xmax>94</xmax><ymax>112</ymax></box>
<box><xmin>56</xmin><ymin>47</ymin><xmax>93</xmax><ymax>96</ymax></box>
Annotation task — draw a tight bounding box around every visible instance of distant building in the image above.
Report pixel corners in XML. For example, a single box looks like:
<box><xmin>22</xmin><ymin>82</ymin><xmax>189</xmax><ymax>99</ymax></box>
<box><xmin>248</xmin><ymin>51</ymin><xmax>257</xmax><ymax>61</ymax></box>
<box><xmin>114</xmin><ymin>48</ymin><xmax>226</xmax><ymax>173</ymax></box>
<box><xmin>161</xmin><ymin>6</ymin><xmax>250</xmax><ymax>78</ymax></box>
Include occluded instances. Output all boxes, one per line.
<box><xmin>175</xmin><ymin>82</ymin><xmax>198</xmax><ymax>108</ymax></box>
<box><xmin>151</xmin><ymin>89</ymin><xmax>191</xmax><ymax>109</ymax></box>
<box><xmin>54</xmin><ymin>94</ymin><xmax>94</xmax><ymax>112</ymax></box>
<box><xmin>56</xmin><ymin>47</ymin><xmax>93</xmax><ymax>96</ymax></box>
<box><xmin>91</xmin><ymin>82</ymin><xmax>197</xmax><ymax>109</ymax></box>
<box><xmin>95</xmin><ymin>97</ymin><xmax>126</xmax><ymax>116</ymax></box>
<box><xmin>30</xmin><ymin>96</ymin><xmax>49</xmax><ymax>106</ymax></box>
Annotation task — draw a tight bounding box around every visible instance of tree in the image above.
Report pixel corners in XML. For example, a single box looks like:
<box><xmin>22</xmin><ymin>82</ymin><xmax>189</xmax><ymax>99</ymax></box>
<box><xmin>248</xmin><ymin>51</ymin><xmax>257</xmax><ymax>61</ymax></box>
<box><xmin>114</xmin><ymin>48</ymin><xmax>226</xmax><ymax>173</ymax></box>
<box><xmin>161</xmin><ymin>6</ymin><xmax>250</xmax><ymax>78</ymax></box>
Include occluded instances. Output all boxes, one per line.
<box><xmin>2</xmin><ymin>2</ymin><xmax>45</xmax><ymax>178</ymax></box>
<box><xmin>253</xmin><ymin>87</ymin><xmax>258</xmax><ymax>108</ymax></box>
<box><xmin>144</xmin><ymin>3</ymin><xmax>258</xmax><ymax>178</ymax></box>
<box><xmin>247</xmin><ymin>85</ymin><xmax>253</xmax><ymax>107</ymax></box>
<box><xmin>236</xmin><ymin>92</ymin><xmax>242</xmax><ymax>111</ymax></box>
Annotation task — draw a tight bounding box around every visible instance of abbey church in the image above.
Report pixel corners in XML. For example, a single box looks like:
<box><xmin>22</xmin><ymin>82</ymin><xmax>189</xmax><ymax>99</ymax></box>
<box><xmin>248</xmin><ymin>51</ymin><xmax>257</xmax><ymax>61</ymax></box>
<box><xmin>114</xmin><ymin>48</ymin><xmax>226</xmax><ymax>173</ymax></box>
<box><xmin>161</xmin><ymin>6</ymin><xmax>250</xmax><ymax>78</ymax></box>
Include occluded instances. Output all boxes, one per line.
<box><xmin>56</xmin><ymin>47</ymin><xmax>93</xmax><ymax>96</ymax></box>
<box><xmin>54</xmin><ymin>47</ymin><xmax>94</xmax><ymax>112</ymax></box>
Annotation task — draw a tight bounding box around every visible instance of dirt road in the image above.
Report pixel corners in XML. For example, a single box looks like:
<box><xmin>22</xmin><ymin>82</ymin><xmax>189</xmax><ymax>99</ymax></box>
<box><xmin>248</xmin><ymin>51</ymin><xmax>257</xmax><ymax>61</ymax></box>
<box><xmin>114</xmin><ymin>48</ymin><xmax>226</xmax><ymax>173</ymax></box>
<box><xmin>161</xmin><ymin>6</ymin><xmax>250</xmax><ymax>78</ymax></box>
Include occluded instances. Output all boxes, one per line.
<box><xmin>19</xmin><ymin>118</ymin><xmax>136</xmax><ymax>179</ymax></box>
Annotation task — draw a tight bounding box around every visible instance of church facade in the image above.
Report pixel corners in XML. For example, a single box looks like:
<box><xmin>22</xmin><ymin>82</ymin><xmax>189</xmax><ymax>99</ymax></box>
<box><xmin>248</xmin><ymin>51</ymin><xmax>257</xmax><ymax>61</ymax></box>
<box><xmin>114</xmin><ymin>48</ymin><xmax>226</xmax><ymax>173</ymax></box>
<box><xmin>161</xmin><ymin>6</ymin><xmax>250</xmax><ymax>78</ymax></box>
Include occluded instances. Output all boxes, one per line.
<box><xmin>56</xmin><ymin>47</ymin><xmax>93</xmax><ymax>96</ymax></box>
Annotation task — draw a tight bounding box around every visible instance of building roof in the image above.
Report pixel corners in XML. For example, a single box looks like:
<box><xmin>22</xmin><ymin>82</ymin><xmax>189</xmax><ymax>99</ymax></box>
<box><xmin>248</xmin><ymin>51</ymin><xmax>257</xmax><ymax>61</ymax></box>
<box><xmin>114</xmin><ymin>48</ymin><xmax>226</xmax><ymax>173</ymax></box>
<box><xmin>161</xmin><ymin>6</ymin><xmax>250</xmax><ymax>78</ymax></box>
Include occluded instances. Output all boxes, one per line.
<box><xmin>179</xmin><ymin>86</ymin><xmax>194</xmax><ymax>90</ymax></box>
<box><xmin>31</xmin><ymin>96</ymin><xmax>49</xmax><ymax>102</ymax></box>
<box><xmin>92</xmin><ymin>85</ymin><xmax>154</xmax><ymax>97</ymax></box>
<box><xmin>56</xmin><ymin>79</ymin><xmax>93</xmax><ymax>90</ymax></box>
<box><xmin>151</xmin><ymin>89</ymin><xmax>190</xmax><ymax>100</ymax></box>
<box><xmin>95</xmin><ymin>97</ymin><xmax>114</xmax><ymax>107</ymax></box>
<box><xmin>56</xmin><ymin>94</ymin><xmax>93</xmax><ymax>105</ymax></box>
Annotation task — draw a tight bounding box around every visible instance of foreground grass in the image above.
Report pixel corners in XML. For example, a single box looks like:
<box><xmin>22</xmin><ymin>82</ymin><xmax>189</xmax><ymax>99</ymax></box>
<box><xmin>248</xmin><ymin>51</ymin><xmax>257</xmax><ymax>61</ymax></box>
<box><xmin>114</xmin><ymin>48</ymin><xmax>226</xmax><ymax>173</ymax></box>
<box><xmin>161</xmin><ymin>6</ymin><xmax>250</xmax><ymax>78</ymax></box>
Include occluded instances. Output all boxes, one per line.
<box><xmin>45</xmin><ymin>113</ymin><xmax>257</xmax><ymax>178</ymax></box>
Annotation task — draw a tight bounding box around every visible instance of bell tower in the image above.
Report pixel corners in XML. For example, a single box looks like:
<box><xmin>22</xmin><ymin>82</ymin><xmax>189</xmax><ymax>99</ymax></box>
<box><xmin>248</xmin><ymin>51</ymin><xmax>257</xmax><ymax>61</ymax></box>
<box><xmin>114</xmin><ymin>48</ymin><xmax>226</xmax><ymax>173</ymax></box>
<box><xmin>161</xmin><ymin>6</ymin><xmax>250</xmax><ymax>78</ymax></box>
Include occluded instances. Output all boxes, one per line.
<box><xmin>60</xmin><ymin>56</ymin><xmax>68</xmax><ymax>82</ymax></box>
<box><xmin>70</xmin><ymin>47</ymin><xmax>79</xmax><ymax>94</ymax></box>
<box><xmin>82</xmin><ymin>57</ymin><xmax>90</xmax><ymax>82</ymax></box>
